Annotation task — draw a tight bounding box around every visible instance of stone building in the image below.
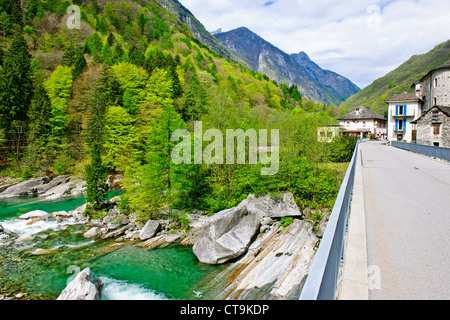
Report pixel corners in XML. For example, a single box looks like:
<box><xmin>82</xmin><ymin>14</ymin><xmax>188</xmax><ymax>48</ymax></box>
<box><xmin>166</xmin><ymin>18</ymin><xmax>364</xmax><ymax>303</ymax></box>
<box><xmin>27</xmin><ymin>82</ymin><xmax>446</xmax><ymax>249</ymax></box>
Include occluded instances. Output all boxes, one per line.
<box><xmin>413</xmin><ymin>59</ymin><xmax>450</xmax><ymax>112</ymax></box>
<box><xmin>386</xmin><ymin>59</ymin><xmax>450</xmax><ymax>145</ymax></box>
<box><xmin>412</xmin><ymin>106</ymin><xmax>450</xmax><ymax>148</ymax></box>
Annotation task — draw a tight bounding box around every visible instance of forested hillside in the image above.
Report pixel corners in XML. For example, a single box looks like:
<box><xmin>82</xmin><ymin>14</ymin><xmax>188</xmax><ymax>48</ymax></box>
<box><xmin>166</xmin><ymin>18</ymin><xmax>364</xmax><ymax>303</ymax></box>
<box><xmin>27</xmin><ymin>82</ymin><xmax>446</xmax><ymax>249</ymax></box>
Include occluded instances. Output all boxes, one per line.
<box><xmin>339</xmin><ymin>39</ymin><xmax>450</xmax><ymax>116</ymax></box>
<box><xmin>0</xmin><ymin>0</ymin><xmax>354</xmax><ymax>220</ymax></box>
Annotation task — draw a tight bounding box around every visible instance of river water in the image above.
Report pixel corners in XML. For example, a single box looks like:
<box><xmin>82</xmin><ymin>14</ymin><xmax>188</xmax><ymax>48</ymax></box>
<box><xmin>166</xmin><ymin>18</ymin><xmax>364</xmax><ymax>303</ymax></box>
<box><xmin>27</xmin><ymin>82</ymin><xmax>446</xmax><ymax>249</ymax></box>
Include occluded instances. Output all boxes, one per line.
<box><xmin>0</xmin><ymin>193</ymin><xmax>223</xmax><ymax>300</ymax></box>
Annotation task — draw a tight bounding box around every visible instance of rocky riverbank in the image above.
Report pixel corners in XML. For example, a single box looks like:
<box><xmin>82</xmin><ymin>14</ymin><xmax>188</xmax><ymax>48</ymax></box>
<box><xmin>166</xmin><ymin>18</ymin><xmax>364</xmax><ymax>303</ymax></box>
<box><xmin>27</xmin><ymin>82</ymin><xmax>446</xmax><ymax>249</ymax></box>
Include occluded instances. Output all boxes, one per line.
<box><xmin>1</xmin><ymin>176</ymin><xmax>330</xmax><ymax>300</ymax></box>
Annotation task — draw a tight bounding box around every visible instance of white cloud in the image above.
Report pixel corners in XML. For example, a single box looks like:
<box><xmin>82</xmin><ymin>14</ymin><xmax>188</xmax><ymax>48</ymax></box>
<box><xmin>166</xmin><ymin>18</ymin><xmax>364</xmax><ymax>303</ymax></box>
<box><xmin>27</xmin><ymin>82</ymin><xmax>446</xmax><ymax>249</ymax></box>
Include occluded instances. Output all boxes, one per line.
<box><xmin>179</xmin><ymin>0</ymin><xmax>450</xmax><ymax>89</ymax></box>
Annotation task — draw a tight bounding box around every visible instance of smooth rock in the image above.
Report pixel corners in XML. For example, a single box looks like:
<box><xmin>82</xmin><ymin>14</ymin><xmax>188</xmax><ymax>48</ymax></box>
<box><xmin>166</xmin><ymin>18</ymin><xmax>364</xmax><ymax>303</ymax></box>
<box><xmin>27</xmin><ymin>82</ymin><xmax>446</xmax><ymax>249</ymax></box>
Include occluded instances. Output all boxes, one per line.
<box><xmin>84</xmin><ymin>227</ymin><xmax>101</xmax><ymax>238</ymax></box>
<box><xmin>0</xmin><ymin>177</ymin><xmax>50</xmax><ymax>199</ymax></box>
<box><xmin>57</xmin><ymin>268</ymin><xmax>103</xmax><ymax>300</ymax></box>
<box><xmin>31</xmin><ymin>248</ymin><xmax>59</xmax><ymax>255</ymax></box>
<box><xmin>139</xmin><ymin>221</ymin><xmax>160</xmax><ymax>240</ymax></box>
<box><xmin>192</xmin><ymin>193</ymin><xmax>302</xmax><ymax>265</ymax></box>
<box><xmin>19</xmin><ymin>210</ymin><xmax>49</xmax><ymax>220</ymax></box>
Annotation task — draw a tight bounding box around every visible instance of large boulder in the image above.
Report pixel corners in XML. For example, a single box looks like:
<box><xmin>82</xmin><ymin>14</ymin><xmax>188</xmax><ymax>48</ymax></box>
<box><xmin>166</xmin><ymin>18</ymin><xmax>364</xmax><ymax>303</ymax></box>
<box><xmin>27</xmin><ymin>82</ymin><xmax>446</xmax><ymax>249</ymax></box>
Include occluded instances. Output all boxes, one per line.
<box><xmin>193</xmin><ymin>193</ymin><xmax>302</xmax><ymax>265</ymax></box>
<box><xmin>57</xmin><ymin>268</ymin><xmax>103</xmax><ymax>300</ymax></box>
<box><xmin>139</xmin><ymin>220</ymin><xmax>160</xmax><ymax>240</ymax></box>
<box><xmin>0</xmin><ymin>177</ymin><xmax>50</xmax><ymax>199</ymax></box>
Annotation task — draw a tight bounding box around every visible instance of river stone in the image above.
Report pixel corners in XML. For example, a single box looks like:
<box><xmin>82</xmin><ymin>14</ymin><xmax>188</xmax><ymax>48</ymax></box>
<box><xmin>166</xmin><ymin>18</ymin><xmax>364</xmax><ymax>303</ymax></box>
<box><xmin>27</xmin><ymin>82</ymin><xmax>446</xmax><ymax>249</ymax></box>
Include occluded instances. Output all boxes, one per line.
<box><xmin>19</xmin><ymin>210</ymin><xmax>50</xmax><ymax>220</ymax></box>
<box><xmin>0</xmin><ymin>177</ymin><xmax>49</xmax><ymax>199</ymax></box>
<box><xmin>139</xmin><ymin>220</ymin><xmax>160</xmax><ymax>240</ymax></box>
<box><xmin>84</xmin><ymin>227</ymin><xmax>101</xmax><ymax>238</ymax></box>
<box><xmin>193</xmin><ymin>193</ymin><xmax>302</xmax><ymax>265</ymax></box>
<box><xmin>57</xmin><ymin>268</ymin><xmax>103</xmax><ymax>300</ymax></box>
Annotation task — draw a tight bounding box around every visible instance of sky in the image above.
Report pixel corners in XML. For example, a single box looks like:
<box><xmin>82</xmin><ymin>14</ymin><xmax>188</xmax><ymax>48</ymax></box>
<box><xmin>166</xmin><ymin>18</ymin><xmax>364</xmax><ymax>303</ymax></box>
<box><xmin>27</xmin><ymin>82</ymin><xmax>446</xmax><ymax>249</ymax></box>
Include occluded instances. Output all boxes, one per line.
<box><xmin>178</xmin><ymin>0</ymin><xmax>450</xmax><ymax>89</ymax></box>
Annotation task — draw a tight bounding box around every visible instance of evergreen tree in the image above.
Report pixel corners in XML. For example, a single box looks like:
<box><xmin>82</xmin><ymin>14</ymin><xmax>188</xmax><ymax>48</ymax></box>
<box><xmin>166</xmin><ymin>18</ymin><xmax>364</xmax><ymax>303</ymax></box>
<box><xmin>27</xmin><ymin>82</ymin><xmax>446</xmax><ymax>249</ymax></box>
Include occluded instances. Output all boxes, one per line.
<box><xmin>182</xmin><ymin>73</ymin><xmax>207</xmax><ymax>121</ymax></box>
<box><xmin>26</xmin><ymin>84</ymin><xmax>52</xmax><ymax>170</ymax></box>
<box><xmin>85</xmin><ymin>69</ymin><xmax>111</xmax><ymax>209</ymax></box>
<box><xmin>85</xmin><ymin>143</ymin><xmax>109</xmax><ymax>209</ymax></box>
<box><xmin>0</xmin><ymin>31</ymin><xmax>33</xmax><ymax>130</ymax></box>
<box><xmin>72</xmin><ymin>52</ymin><xmax>87</xmax><ymax>80</ymax></box>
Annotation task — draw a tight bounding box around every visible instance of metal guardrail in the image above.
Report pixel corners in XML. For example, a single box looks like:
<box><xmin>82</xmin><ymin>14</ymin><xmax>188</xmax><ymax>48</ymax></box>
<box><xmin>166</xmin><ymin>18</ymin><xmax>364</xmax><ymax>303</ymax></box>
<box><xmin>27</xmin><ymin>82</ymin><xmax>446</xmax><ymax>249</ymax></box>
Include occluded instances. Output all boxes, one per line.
<box><xmin>391</xmin><ymin>141</ymin><xmax>450</xmax><ymax>162</ymax></box>
<box><xmin>300</xmin><ymin>140</ymin><xmax>360</xmax><ymax>300</ymax></box>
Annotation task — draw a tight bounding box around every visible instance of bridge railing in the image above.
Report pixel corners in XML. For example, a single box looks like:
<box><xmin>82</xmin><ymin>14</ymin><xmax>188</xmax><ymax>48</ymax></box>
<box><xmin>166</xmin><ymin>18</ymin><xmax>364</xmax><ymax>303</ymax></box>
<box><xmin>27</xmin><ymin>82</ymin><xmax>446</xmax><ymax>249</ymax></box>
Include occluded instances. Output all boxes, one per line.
<box><xmin>299</xmin><ymin>140</ymin><xmax>360</xmax><ymax>300</ymax></box>
<box><xmin>391</xmin><ymin>141</ymin><xmax>450</xmax><ymax>162</ymax></box>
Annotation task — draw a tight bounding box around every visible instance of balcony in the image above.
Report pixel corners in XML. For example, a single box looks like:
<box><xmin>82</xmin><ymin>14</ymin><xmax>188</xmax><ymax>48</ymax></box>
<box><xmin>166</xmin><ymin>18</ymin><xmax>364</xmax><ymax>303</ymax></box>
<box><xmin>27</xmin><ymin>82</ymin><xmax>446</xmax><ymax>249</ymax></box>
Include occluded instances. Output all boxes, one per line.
<box><xmin>391</xmin><ymin>111</ymin><xmax>415</xmax><ymax>118</ymax></box>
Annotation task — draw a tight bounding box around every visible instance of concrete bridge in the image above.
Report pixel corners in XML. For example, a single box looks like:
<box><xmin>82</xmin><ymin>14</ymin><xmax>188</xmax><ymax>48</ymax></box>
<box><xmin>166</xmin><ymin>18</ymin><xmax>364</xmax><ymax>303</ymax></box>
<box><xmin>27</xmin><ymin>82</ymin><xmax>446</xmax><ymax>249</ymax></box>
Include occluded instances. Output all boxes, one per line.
<box><xmin>339</xmin><ymin>141</ymin><xmax>450</xmax><ymax>300</ymax></box>
<box><xmin>300</xmin><ymin>140</ymin><xmax>450</xmax><ymax>300</ymax></box>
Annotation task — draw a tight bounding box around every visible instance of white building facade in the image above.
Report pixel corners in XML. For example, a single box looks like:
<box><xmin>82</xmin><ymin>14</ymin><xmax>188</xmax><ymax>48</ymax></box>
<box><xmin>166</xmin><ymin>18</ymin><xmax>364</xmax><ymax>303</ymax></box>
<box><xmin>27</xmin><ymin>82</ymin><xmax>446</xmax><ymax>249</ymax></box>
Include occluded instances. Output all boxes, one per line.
<box><xmin>385</xmin><ymin>92</ymin><xmax>423</xmax><ymax>143</ymax></box>
<box><xmin>386</xmin><ymin>60</ymin><xmax>450</xmax><ymax>143</ymax></box>
<box><xmin>338</xmin><ymin>107</ymin><xmax>387</xmax><ymax>139</ymax></box>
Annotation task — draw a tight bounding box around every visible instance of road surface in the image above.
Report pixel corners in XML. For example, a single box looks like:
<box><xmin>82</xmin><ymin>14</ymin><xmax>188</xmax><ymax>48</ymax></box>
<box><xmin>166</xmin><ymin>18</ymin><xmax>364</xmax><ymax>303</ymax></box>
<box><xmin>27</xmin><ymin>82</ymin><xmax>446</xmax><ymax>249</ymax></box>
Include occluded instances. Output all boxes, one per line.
<box><xmin>361</xmin><ymin>142</ymin><xmax>450</xmax><ymax>300</ymax></box>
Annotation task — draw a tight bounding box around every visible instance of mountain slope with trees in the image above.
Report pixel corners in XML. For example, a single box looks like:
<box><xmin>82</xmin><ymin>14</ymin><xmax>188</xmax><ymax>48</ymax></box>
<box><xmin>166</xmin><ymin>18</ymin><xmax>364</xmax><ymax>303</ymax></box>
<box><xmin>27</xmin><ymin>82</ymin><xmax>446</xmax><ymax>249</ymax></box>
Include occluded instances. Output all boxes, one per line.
<box><xmin>339</xmin><ymin>39</ymin><xmax>450</xmax><ymax>116</ymax></box>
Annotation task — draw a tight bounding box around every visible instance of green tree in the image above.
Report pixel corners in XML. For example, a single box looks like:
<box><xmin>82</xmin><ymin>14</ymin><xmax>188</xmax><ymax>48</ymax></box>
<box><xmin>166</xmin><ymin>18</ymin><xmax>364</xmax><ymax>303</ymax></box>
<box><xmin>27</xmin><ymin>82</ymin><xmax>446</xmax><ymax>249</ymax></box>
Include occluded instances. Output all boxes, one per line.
<box><xmin>103</xmin><ymin>105</ymin><xmax>135</xmax><ymax>171</ymax></box>
<box><xmin>0</xmin><ymin>31</ymin><xmax>33</xmax><ymax>162</ymax></box>
<box><xmin>26</xmin><ymin>84</ymin><xmax>53</xmax><ymax>171</ymax></box>
<box><xmin>44</xmin><ymin>65</ymin><xmax>74</xmax><ymax>136</ymax></box>
<box><xmin>85</xmin><ymin>143</ymin><xmax>109</xmax><ymax>209</ymax></box>
<box><xmin>182</xmin><ymin>73</ymin><xmax>207</xmax><ymax>121</ymax></box>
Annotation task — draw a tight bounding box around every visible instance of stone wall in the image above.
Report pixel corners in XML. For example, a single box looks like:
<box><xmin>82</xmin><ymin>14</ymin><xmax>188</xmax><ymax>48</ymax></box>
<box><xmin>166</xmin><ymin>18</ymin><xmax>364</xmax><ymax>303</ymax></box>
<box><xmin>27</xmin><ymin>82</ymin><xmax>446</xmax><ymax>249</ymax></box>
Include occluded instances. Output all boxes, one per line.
<box><xmin>417</xmin><ymin>69</ymin><xmax>450</xmax><ymax>112</ymax></box>
<box><xmin>416</xmin><ymin>108</ymin><xmax>450</xmax><ymax>148</ymax></box>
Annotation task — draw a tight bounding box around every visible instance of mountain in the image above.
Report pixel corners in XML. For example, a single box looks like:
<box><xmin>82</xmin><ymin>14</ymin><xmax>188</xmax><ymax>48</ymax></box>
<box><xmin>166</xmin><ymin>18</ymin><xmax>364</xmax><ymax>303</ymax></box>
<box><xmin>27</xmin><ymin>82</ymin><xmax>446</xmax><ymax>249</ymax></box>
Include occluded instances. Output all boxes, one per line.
<box><xmin>214</xmin><ymin>27</ymin><xmax>360</xmax><ymax>106</ymax></box>
<box><xmin>339</xmin><ymin>39</ymin><xmax>450</xmax><ymax>115</ymax></box>
<box><xmin>157</xmin><ymin>0</ymin><xmax>241</xmax><ymax>64</ymax></box>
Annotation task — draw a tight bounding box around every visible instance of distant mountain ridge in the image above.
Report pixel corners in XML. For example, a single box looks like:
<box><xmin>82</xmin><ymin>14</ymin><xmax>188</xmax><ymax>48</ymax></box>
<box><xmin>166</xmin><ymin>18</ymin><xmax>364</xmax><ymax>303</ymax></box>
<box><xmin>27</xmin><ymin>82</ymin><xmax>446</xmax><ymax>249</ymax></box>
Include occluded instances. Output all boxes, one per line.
<box><xmin>339</xmin><ymin>39</ymin><xmax>450</xmax><ymax>115</ymax></box>
<box><xmin>214</xmin><ymin>27</ymin><xmax>360</xmax><ymax>106</ymax></box>
<box><xmin>157</xmin><ymin>0</ymin><xmax>241</xmax><ymax>64</ymax></box>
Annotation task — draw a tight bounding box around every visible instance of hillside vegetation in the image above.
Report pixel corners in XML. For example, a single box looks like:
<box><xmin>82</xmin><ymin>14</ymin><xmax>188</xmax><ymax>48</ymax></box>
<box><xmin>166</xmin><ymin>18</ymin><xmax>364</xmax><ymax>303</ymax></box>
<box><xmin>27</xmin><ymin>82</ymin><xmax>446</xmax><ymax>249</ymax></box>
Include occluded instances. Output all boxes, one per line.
<box><xmin>0</xmin><ymin>0</ymin><xmax>355</xmax><ymax>220</ymax></box>
<box><xmin>339</xmin><ymin>39</ymin><xmax>450</xmax><ymax>116</ymax></box>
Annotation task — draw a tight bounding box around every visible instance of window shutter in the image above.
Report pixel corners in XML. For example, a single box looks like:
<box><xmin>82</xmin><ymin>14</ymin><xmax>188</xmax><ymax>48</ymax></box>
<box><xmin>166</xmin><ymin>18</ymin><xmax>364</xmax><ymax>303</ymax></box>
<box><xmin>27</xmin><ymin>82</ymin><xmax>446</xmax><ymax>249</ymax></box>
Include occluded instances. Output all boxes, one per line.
<box><xmin>395</xmin><ymin>119</ymin><xmax>399</xmax><ymax>131</ymax></box>
<box><xmin>404</xmin><ymin>105</ymin><xmax>407</xmax><ymax>116</ymax></box>
<box><xmin>396</xmin><ymin>105</ymin><xmax>399</xmax><ymax>116</ymax></box>
<box><xmin>403</xmin><ymin>119</ymin><xmax>407</xmax><ymax>131</ymax></box>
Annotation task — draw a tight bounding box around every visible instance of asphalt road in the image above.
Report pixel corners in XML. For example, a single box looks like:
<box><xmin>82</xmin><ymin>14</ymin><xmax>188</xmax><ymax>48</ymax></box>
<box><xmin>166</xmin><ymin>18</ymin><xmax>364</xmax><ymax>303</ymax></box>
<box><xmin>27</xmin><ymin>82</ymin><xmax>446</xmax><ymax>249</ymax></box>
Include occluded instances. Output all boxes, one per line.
<box><xmin>361</xmin><ymin>142</ymin><xmax>450</xmax><ymax>300</ymax></box>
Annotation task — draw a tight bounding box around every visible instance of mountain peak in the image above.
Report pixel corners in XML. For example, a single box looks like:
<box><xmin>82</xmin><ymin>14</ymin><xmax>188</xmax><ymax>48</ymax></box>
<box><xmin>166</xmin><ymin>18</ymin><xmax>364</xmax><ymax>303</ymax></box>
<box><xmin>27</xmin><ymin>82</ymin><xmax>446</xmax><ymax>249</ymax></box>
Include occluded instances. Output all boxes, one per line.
<box><xmin>215</xmin><ymin>28</ymin><xmax>360</xmax><ymax>105</ymax></box>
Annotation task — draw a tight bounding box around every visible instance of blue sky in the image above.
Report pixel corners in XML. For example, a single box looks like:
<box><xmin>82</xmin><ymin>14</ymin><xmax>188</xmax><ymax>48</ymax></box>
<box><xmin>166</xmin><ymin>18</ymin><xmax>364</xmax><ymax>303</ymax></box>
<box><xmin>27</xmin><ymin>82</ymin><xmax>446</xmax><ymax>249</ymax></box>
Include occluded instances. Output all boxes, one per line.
<box><xmin>179</xmin><ymin>0</ymin><xmax>450</xmax><ymax>89</ymax></box>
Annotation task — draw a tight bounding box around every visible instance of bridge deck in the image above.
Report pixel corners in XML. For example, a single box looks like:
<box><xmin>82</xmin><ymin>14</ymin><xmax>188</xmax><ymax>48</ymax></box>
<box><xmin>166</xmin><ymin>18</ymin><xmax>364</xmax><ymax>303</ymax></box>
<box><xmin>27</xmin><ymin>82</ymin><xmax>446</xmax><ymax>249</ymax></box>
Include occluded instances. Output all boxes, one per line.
<box><xmin>355</xmin><ymin>141</ymin><xmax>450</xmax><ymax>300</ymax></box>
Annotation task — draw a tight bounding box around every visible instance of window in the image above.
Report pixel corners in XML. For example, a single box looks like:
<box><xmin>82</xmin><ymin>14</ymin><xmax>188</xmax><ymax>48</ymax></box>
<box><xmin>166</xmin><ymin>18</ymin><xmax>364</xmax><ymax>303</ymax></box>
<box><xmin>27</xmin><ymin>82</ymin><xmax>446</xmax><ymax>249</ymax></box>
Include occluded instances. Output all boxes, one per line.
<box><xmin>397</xmin><ymin>134</ymin><xmax>403</xmax><ymax>141</ymax></box>
<box><xmin>435</xmin><ymin>78</ymin><xmax>438</xmax><ymax>88</ymax></box>
<box><xmin>434</xmin><ymin>142</ymin><xmax>440</xmax><ymax>147</ymax></box>
<box><xmin>399</xmin><ymin>105</ymin><xmax>404</xmax><ymax>115</ymax></box>
<box><xmin>398</xmin><ymin>120</ymin><xmax>403</xmax><ymax>130</ymax></box>
<box><xmin>433</xmin><ymin>124</ymin><xmax>441</xmax><ymax>135</ymax></box>
<box><xmin>363</xmin><ymin>121</ymin><xmax>367</xmax><ymax>127</ymax></box>
<box><xmin>434</xmin><ymin>98</ymin><xmax>437</xmax><ymax>106</ymax></box>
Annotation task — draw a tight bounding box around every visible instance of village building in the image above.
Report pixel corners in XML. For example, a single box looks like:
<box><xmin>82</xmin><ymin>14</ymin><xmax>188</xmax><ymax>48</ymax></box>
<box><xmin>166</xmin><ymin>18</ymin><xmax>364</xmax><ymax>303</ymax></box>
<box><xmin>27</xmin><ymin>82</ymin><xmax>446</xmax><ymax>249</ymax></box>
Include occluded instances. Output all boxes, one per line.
<box><xmin>385</xmin><ymin>92</ymin><xmax>423</xmax><ymax>143</ymax></box>
<box><xmin>413</xmin><ymin>60</ymin><xmax>450</xmax><ymax>112</ymax></box>
<box><xmin>337</xmin><ymin>106</ymin><xmax>387</xmax><ymax>139</ymax></box>
<box><xmin>386</xmin><ymin>59</ymin><xmax>450</xmax><ymax>145</ymax></box>
<box><xmin>412</xmin><ymin>106</ymin><xmax>450</xmax><ymax>148</ymax></box>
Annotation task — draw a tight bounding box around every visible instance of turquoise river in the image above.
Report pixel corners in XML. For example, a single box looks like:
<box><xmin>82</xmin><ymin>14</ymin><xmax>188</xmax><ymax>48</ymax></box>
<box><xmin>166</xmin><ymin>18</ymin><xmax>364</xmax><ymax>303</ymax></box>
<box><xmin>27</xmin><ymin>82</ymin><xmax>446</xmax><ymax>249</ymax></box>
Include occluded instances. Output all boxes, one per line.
<box><xmin>0</xmin><ymin>193</ymin><xmax>224</xmax><ymax>300</ymax></box>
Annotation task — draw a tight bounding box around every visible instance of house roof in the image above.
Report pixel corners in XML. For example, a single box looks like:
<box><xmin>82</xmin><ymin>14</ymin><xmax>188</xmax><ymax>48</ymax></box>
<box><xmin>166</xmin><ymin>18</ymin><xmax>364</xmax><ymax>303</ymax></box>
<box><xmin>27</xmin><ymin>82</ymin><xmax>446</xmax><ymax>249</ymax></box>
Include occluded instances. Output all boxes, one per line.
<box><xmin>414</xmin><ymin>59</ymin><xmax>450</xmax><ymax>85</ymax></box>
<box><xmin>411</xmin><ymin>106</ymin><xmax>450</xmax><ymax>124</ymax></box>
<box><xmin>338</xmin><ymin>106</ymin><xmax>386</xmax><ymax>121</ymax></box>
<box><xmin>385</xmin><ymin>92</ymin><xmax>420</xmax><ymax>102</ymax></box>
